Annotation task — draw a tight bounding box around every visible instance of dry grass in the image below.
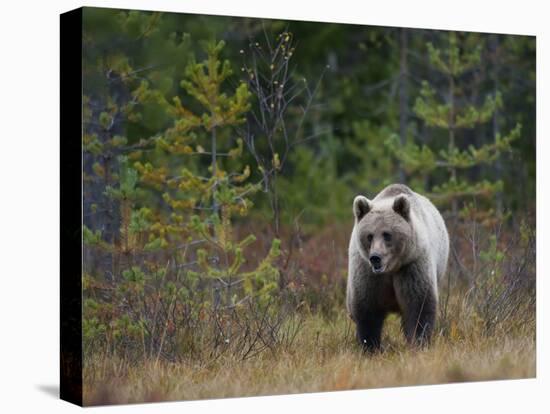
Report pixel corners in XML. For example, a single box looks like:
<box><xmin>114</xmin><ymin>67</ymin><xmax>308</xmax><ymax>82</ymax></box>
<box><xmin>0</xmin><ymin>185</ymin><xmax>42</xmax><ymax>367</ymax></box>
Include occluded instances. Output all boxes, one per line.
<box><xmin>83</xmin><ymin>309</ymin><xmax>535</xmax><ymax>406</ymax></box>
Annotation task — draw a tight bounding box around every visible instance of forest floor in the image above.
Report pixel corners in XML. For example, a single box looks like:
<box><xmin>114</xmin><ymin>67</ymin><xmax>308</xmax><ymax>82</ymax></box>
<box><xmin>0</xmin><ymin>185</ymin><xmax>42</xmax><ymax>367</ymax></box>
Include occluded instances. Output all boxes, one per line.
<box><xmin>83</xmin><ymin>310</ymin><xmax>535</xmax><ymax>406</ymax></box>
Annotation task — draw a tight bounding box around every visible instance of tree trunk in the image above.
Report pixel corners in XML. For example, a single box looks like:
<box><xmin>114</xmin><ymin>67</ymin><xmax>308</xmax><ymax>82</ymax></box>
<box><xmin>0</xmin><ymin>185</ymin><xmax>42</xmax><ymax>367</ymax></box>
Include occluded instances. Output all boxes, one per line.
<box><xmin>211</xmin><ymin>126</ymin><xmax>219</xmax><ymax>217</ymax></box>
<box><xmin>448</xmin><ymin>73</ymin><xmax>458</xmax><ymax>217</ymax></box>
<box><xmin>491</xmin><ymin>35</ymin><xmax>503</xmax><ymax>215</ymax></box>
<box><xmin>398</xmin><ymin>28</ymin><xmax>409</xmax><ymax>184</ymax></box>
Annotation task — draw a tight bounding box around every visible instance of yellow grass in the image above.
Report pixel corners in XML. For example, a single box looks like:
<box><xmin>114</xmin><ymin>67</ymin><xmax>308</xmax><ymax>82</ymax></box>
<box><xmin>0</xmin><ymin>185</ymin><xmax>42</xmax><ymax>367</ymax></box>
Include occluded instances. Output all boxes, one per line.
<box><xmin>83</xmin><ymin>311</ymin><xmax>535</xmax><ymax>406</ymax></box>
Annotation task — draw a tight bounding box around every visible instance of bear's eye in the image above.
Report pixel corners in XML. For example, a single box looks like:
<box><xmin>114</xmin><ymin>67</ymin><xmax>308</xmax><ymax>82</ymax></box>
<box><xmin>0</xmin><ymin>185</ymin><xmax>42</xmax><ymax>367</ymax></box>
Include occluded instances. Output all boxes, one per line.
<box><xmin>367</xmin><ymin>234</ymin><xmax>373</xmax><ymax>243</ymax></box>
<box><xmin>382</xmin><ymin>232</ymin><xmax>392</xmax><ymax>242</ymax></box>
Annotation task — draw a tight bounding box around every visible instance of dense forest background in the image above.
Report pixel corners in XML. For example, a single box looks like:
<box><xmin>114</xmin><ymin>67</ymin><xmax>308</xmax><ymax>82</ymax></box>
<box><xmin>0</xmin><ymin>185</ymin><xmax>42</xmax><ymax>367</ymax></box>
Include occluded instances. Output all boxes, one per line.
<box><xmin>80</xmin><ymin>7</ymin><xmax>535</xmax><ymax>405</ymax></box>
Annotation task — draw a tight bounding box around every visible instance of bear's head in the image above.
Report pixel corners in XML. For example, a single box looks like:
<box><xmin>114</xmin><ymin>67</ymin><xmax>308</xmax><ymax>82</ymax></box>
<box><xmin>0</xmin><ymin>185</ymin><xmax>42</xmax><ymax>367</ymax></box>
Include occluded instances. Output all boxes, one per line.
<box><xmin>353</xmin><ymin>194</ymin><xmax>413</xmax><ymax>274</ymax></box>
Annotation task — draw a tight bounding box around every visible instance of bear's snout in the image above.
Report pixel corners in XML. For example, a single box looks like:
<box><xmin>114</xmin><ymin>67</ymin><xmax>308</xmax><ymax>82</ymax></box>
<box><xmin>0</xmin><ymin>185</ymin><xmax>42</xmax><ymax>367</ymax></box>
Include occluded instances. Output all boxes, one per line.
<box><xmin>369</xmin><ymin>254</ymin><xmax>383</xmax><ymax>272</ymax></box>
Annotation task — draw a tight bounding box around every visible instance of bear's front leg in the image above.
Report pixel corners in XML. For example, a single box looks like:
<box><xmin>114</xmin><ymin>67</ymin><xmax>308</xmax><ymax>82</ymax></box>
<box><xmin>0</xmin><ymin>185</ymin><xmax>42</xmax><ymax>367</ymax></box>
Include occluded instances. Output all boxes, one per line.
<box><xmin>401</xmin><ymin>293</ymin><xmax>436</xmax><ymax>346</ymax></box>
<box><xmin>393</xmin><ymin>263</ymin><xmax>437</xmax><ymax>347</ymax></box>
<box><xmin>355</xmin><ymin>310</ymin><xmax>386</xmax><ymax>353</ymax></box>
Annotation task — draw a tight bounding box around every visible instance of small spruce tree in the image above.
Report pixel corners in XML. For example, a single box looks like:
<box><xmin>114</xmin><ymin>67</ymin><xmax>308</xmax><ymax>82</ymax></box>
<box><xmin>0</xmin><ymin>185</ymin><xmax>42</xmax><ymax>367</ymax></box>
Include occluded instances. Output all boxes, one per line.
<box><xmin>133</xmin><ymin>40</ymin><xmax>281</xmax><ymax>308</ymax></box>
<box><xmin>387</xmin><ymin>32</ymin><xmax>521</xmax><ymax>222</ymax></box>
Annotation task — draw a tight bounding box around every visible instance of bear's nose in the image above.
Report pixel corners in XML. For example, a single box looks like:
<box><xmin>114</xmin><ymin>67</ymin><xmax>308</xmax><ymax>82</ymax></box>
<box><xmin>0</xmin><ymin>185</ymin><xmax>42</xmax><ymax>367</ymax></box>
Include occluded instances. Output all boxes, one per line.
<box><xmin>369</xmin><ymin>254</ymin><xmax>382</xmax><ymax>269</ymax></box>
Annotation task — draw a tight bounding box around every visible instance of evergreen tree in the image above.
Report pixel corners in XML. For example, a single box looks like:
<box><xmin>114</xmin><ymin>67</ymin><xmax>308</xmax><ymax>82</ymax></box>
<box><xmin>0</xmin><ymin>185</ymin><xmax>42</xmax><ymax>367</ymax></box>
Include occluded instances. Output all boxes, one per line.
<box><xmin>131</xmin><ymin>39</ymin><xmax>281</xmax><ymax>307</ymax></box>
<box><xmin>82</xmin><ymin>9</ymin><xmax>192</xmax><ymax>274</ymax></box>
<box><xmin>387</xmin><ymin>32</ymin><xmax>521</xmax><ymax>221</ymax></box>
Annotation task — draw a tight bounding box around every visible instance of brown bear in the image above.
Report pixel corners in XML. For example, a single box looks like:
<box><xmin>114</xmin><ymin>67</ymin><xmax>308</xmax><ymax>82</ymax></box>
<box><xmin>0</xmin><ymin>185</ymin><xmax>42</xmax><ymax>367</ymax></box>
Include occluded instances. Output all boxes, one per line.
<box><xmin>346</xmin><ymin>184</ymin><xmax>449</xmax><ymax>351</ymax></box>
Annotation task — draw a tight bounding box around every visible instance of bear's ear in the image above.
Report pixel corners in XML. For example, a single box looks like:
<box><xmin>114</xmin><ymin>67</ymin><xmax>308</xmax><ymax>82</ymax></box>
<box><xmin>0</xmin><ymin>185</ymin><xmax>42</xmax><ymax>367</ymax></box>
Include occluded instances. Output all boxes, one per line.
<box><xmin>353</xmin><ymin>195</ymin><xmax>371</xmax><ymax>221</ymax></box>
<box><xmin>393</xmin><ymin>195</ymin><xmax>410</xmax><ymax>220</ymax></box>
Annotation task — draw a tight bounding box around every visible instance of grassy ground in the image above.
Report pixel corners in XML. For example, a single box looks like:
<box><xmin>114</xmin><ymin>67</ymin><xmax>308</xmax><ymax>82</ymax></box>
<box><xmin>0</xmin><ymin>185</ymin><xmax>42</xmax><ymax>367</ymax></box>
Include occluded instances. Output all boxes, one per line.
<box><xmin>83</xmin><ymin>309</ymin><xmax>535</xmax><ymax>406</ymax></box>
<box><xmin>82</xmin><ymin>219</ymin><xmax>536</xmax><ymax>406</ymax></box>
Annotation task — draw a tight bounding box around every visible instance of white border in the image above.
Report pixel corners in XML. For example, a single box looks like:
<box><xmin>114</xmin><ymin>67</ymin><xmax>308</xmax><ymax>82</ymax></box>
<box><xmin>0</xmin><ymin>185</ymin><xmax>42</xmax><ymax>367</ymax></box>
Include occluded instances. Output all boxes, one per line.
<box><xmin>0</xmin><ymin>0</ymin><xmax>547</xmax><ymax>412</ymax></box>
